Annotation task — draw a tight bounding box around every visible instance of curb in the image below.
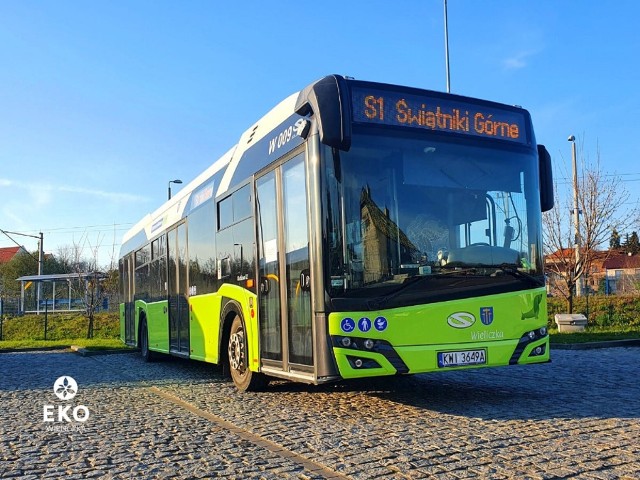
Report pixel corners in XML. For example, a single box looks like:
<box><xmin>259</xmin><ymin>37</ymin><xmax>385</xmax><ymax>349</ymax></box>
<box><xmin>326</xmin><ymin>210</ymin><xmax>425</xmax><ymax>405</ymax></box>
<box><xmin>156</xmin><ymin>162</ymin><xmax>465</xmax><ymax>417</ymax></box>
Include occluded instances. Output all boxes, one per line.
<box><xmin>0</xmin><ymin>345</ymin><xmax>71</xmax><ymax>354</ymax></box>
<box><xmin>0</xmin><ymin>345</ymin><xmax>136</xmax><ymax>355</ymax></box>
<box><xmin>70</xmin><ymin>345</ymin><xmax>137</xmax><ymax>357</ymax></box>
<box><xmin>551</xmin><ymin>339</ymin><xmax>640</xmax><ymax>350</ymax></box>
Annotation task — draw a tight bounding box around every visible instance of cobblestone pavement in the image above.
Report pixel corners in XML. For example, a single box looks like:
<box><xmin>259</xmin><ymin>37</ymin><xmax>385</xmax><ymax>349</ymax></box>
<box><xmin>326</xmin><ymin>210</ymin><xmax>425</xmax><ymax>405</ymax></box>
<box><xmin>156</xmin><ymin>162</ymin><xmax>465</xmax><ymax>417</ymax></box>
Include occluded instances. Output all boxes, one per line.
<box><xmin>1</xmin><ymin>346</ymin><xmax>639</xmax><ymax>479</ymax></box>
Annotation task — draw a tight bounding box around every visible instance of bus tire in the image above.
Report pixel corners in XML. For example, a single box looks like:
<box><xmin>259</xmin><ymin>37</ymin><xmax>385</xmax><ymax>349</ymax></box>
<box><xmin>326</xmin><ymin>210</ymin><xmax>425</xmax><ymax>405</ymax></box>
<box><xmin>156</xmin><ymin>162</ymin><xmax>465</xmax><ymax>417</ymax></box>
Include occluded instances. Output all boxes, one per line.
<box><xmin>227</xmin><ymin>314</ymin><xmax>268</xmax><ymax>392</ymax></box>
<box><xmin>139</xmin><ymin>317</ymin><xmax>155</xmax><ymax>362</ymax></box>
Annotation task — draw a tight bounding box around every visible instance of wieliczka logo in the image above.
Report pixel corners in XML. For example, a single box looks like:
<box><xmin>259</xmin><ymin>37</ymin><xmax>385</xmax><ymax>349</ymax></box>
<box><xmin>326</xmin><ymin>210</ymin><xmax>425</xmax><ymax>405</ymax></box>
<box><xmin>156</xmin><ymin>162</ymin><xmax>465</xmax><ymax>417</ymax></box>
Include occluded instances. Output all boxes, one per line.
<box><xmin>480</xmin><ymin>307</ymin><xmax>494</xmax><ymax>326</ymax></box>
<box><xmin>44</xmin><ymin>375</ymin><xmax>90</xmax><ymax>429</ymax></box>
<box><xmin>447</xmin><ymin>312</ymin><xmax>476</xmax><ymax>329</ymax></box>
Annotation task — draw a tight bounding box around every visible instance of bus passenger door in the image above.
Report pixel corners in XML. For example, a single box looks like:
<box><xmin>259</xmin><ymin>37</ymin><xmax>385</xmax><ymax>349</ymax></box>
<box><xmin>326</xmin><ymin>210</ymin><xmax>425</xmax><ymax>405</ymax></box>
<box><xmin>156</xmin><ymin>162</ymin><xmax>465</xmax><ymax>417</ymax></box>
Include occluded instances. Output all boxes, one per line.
<box><xmin>282</xmin><ymin>157</ymin><xmax>313</xmax><ymax>367</ymax></box>
<box><xmin>168</xmin><ymin>223</ymin><xmax>190</xmax><ymax>355</ymax></box>
<box><xmin>256</xmin><ymin>171</ymin><xmax>283</xmax><ymax>363</ymax></box>
<box><xmin>123</xmin><ymin>256</ymin><xmax>136</xmax><ymax>345</ymax></box>
<box><xmin>256</xmin><ymin>152</ymin><xmax>313</xmax><ymax>374</ymax></box>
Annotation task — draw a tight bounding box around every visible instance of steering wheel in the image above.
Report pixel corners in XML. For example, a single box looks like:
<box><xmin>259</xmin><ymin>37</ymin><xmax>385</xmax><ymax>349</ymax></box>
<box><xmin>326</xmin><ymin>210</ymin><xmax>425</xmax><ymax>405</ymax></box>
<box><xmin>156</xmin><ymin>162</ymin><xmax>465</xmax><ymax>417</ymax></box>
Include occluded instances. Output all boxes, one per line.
<box><xmin>468</xmin><ymin>242</ymin><xmax>490</xmax><ymax>247</ymax></box>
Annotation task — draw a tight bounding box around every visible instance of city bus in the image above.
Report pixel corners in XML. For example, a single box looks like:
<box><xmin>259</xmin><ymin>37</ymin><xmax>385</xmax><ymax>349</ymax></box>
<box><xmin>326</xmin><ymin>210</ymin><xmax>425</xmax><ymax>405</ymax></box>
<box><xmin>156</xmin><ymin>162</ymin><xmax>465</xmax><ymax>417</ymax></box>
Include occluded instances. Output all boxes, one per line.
<box><xmin>119</xmin><ymin>75</ymin><xmax>554</xmax><ymax>391</ymax></box>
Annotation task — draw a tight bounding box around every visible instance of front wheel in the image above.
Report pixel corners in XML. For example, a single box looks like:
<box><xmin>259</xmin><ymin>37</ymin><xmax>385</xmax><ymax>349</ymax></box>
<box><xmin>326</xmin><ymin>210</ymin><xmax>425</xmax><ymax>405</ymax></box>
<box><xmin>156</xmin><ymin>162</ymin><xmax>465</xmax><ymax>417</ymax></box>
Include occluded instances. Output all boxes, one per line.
<box><xmin>227</xmin><ymin>314</ymin><xmax>268</xmax><ymax>392</ymax></box>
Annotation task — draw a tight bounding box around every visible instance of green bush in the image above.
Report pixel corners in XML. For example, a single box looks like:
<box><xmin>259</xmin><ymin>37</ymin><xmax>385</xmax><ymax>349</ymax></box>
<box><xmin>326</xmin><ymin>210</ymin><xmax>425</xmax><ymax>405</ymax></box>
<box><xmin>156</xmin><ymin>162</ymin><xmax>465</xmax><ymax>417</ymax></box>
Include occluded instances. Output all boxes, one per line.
<box><xmin>0</xmin><ymin>312</ymin><xmax>119</xmax><ymax>341</ymax></box>
<box><xmin>547</xmin><ymin>295</ymin><xmax>640</xmax><ymax>329</ymax></box>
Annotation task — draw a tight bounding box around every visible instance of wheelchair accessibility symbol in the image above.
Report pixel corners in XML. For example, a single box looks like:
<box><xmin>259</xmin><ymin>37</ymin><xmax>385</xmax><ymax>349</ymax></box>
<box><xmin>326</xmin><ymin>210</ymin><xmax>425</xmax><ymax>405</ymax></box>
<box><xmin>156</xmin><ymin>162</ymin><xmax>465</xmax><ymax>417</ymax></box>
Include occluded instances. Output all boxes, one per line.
<box><xmin>341</xmin><ymin>317</ymin><xmax>355</xmax><ymax>333</ymax></box>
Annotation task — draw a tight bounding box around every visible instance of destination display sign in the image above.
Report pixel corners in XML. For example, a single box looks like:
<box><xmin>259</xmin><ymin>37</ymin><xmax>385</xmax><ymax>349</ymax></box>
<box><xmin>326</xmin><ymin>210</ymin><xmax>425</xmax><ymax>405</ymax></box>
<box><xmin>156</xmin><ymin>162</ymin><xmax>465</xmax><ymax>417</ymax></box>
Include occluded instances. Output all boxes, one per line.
<box><xmin>351</xmin><ymin>87</ymin><xmax>529</xmax><ymax>144</ymax></box>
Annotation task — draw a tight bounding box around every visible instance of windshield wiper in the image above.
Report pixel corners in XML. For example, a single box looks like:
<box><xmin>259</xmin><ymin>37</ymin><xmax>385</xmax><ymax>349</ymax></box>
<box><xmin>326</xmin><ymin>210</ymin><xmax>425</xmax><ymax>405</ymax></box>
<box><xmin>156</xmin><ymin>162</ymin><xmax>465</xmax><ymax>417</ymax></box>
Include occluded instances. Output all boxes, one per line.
<box><xmin>365</xmin><ymin>269</ymin><xmax>472</xmax><ymax>309</ymax></box>
<box><xmin>483</xmin><ymin>263</ymin><xmax>545</xmax><ymax>287</ymax></box>
<box><xmin>366</xmin><ymin>275</ymin><xmax>432</xmax><ymax>310</ymax></box>
<box><xmin>366</xmin><ymin>264</ymin><xmax>543</xmax><ymax>310</ymax></box>
<box><xmin>367</xmin><ymin>266</ymin><xmax>497</xmax><ymax>309</ymax></box>
<box><xmin>438</xmin><ymin>263</ymin><xmax>544</xmax><ymax>287</ymax></box>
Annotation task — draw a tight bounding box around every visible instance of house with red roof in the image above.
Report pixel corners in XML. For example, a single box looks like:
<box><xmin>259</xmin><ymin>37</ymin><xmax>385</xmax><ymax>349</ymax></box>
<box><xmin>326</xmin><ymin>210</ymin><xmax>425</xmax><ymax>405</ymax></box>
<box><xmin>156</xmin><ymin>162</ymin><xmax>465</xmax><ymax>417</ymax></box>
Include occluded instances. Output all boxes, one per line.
<box><xmin>0</xmin><ymin>246</ymin><xmax>27</xmax><ymax>265</ymax></box>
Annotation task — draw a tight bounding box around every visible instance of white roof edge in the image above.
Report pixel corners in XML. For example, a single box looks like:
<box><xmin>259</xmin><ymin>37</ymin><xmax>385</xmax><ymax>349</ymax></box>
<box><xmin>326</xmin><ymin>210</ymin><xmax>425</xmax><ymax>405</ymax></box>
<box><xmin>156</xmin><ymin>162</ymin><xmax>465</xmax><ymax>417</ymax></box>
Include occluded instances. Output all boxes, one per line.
<box><xmin>217</xmin><ymin>92</ymin><xmax>299</xmax><ymax>196</ymax></box>
<box><xmin>121</xmin><ymin>146</ymin><xmax>236</xmax><ymax>246</ymax></box>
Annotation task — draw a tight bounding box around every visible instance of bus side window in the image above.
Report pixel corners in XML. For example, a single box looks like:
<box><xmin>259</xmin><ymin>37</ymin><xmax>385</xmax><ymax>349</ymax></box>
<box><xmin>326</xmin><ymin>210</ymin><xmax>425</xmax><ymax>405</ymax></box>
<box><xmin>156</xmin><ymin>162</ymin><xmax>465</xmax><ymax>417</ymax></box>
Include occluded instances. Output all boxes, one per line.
<box><xmin>218</xmin><ymin>196</ymin><xmax>233</xmax><ymax>230</ymax></box>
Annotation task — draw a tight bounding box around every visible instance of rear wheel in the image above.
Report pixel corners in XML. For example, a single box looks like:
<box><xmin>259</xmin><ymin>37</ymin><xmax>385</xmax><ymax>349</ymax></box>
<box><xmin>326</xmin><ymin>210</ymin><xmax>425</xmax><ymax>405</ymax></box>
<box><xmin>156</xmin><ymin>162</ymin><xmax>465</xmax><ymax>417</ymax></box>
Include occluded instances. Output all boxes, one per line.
<box><xmin>228</xmin><ymin>314</ymin><xmax>268</xmax><ymax>392</ymax></box>
<box><xmin>139</xmin><ymin>318</ymin><xmax>155</xmax><ymax>362</ymax></box>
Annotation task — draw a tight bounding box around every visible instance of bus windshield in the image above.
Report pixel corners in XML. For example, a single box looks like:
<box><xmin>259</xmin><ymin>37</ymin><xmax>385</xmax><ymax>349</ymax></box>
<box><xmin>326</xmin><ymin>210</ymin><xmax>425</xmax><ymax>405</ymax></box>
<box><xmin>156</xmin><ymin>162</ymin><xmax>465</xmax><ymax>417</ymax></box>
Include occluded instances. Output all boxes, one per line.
<box><xmin>322</xmin><ymin>131</ymin><xmax>544</xmax><ymax>309</ymax></box>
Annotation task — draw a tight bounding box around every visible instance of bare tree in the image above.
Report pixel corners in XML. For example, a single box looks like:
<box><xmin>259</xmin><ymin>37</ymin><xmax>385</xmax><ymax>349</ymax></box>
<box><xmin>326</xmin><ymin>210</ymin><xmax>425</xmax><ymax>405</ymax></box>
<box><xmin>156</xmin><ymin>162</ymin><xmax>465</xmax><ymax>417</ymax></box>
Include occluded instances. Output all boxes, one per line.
<box><xmin>543</xmin><ymin>139</ymin><xmax>638</xmax><ymax>313</ymax></box>
<box><xmin>62</xmin><ymin>234</ymin><xmax>110</xmax><ymax>339</ymax></box>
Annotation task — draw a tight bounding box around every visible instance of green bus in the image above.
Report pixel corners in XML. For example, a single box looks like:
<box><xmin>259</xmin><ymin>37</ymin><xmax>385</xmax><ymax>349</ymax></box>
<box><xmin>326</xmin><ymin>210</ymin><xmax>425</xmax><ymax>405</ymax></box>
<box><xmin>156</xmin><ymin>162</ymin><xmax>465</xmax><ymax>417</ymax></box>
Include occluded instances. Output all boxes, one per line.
<box><xmin>119</xmin><ymin>75</ymin><xmax>554</xmax><ymax>391</ymax></box>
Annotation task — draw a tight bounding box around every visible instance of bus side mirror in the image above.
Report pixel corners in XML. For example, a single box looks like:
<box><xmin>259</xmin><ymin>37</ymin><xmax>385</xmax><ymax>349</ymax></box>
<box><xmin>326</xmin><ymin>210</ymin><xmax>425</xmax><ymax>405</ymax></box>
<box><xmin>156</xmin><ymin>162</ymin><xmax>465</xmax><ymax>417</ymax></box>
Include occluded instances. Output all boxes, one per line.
<box><xmin>295</xmin><ymin>75</ymin><xmax>352</xmax><ymax>151</ymax></box>
<box><xmin>537</xmin><ymin>144</ymin><xmax>554</xmax><ymax>212</ymax></box>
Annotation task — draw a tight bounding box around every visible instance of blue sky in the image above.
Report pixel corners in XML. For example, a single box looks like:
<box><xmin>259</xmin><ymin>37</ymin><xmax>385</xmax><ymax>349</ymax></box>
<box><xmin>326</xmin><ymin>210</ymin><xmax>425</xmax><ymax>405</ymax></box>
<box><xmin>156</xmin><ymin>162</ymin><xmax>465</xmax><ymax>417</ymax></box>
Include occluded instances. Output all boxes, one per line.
<box><xmin>1</xmin><ymin>1</ymin><xmax>639</xmax><ymax>267</ymax></box>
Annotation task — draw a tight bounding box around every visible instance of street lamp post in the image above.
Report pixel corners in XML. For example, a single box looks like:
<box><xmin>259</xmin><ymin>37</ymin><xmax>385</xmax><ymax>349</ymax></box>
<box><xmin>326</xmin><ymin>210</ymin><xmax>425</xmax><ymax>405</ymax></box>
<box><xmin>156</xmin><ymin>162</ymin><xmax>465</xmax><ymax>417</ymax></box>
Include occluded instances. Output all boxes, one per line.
<box><xmin>168</xmin><ymin>179</ymin><xmax>183</xmax><ymax>200</ymax></box>
<box><xmin>568</xmin><ymin>135</ymin><xmax>582</xmax><ymax>297</ymax></box>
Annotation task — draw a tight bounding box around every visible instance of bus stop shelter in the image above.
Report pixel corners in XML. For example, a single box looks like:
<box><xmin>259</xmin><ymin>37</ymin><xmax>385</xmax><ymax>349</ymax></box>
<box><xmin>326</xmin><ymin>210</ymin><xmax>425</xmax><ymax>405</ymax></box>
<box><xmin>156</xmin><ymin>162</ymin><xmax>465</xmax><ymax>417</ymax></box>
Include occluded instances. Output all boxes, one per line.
<box><xmin>16</xmin><ymin>272</ymin><xmax>107</xmax><ymax>314</ymax></box>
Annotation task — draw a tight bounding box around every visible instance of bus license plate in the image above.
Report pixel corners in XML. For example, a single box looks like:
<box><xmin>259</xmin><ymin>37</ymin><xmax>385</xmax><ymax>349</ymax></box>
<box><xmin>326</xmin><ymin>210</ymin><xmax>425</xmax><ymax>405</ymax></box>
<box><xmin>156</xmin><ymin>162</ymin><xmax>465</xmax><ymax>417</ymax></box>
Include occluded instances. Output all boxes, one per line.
<box><xmin>438</xmin><ymin>349</ymin><xmax>486</xmax><ymax>368</ymax></box>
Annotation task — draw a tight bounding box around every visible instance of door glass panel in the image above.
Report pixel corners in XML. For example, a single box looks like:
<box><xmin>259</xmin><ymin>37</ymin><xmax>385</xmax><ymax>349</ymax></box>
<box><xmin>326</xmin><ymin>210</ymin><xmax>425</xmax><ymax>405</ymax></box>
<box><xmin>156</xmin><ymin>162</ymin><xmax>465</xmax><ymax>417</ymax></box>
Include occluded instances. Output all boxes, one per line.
<box><xmin>257</xmin><ymin>171</ymin><xmax>282</xmax><ymax>361</ymax></box>
<box><xmin>168</xmin><ymin>225</ymin><xmax>190</xmax><ymax>354</ymax></box>
<box><xmin>168</xmin><ymin>229</ymin><xmax>179</xmax><ymax>350</ymax></box>
<box><xmin>177</xmin><ymin>223</ymin><xmax>189</xmax><ymax>354</ymax></box>
<box><xmin>283</xmin><ymin>156</ymin><xmax>312</xmax><ymax>366</ymax></box>
<box><xmin>124</xmin><ymin>256</ymin><xmax>135</xmax><ymax>343</ymax></box>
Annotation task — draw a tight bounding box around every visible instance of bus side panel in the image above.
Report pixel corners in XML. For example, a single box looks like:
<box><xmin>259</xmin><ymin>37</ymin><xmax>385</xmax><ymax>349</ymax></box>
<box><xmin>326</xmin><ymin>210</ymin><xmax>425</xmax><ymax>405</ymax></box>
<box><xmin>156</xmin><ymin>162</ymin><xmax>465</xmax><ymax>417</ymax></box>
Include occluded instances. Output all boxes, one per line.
<box><xmin>189</xmin><ymin>293</ymin><xmax>223</xmax><ymax>363</ymax></box>
<box><xmin>147</xmin><ymin>300</ymin><xmax>169</xmax><ymax>353</ymax></box>
<box><xmin>216</xmin><ymin>284</ymin><xmax>259</xmax><ymax>372</ymax></box>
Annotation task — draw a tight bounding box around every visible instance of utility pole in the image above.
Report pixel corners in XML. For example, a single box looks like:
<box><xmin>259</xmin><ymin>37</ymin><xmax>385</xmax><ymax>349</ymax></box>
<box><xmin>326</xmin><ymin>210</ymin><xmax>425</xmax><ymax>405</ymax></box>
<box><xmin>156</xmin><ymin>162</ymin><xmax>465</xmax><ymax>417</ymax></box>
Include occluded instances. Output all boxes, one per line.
<box><xmin>568</xmin><ymin>135</ymin><xmax>582</xmax><ymax>297</ymax></box>
<box><xmin>38</xmin><ymin>232</ymin><xmax>43</xmax><ymax>276</ymax></box>
<box><xmin>37</xmin><ymin>232</ymin><xmax>44</xmax><ymax>313</ymax></box>
<box><xmin>444</xmin><ymin>0</ymin><xmax>451</xmax><ymax>93</ymax></box>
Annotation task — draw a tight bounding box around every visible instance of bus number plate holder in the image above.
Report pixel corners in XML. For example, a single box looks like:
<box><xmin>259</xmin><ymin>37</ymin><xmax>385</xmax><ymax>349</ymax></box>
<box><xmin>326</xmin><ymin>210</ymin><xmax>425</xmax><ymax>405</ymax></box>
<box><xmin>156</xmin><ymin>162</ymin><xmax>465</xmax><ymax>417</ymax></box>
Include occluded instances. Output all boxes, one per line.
<box><xmin>437</xmin><ymin>349</ymin><xmax>486</xmax><ymax>368</ymax></box>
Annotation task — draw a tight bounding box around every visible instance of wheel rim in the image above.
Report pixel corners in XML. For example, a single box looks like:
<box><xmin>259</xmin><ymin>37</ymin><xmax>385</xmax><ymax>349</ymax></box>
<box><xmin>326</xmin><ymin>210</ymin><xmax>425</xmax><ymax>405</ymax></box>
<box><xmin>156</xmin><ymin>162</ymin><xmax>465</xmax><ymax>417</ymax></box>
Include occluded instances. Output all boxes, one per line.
<box><xmin>228</xmin><ymin>327</ymin><xmax>246</xmax><ymax>375</ymax></box>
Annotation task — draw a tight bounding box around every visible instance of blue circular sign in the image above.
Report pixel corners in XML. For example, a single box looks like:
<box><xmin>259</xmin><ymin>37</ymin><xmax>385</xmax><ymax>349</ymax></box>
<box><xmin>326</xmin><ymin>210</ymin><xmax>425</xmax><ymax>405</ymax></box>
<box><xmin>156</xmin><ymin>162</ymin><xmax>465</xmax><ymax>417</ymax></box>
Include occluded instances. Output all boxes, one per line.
<box><xmin>374</xmin><ymin>316</ymin><xmax>388</xmax><ymax>331</ymax></box>
<box><xmin>358</xmin><ymin>317</ymin><xmax>372</xmax><ymax>332</ymax></box>
<box><xmin>341</xmin><ymin>317</ymin><xmax>355</xmax><ymax>333</ymax></box>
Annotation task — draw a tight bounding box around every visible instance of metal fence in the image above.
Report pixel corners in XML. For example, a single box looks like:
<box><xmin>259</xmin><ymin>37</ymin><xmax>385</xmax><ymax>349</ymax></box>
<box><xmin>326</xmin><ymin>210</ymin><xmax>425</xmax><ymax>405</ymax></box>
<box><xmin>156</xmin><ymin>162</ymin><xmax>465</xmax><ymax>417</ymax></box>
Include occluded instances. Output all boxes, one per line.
<box><xmin>0</xmin><ymin>294</ymin><xmax>119</xmax><ymax>317</ymax></box>
<box><xmin>0</xmin><ymin>297</ymin><xmax>21</xmax><ymax>317</ymax></box>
